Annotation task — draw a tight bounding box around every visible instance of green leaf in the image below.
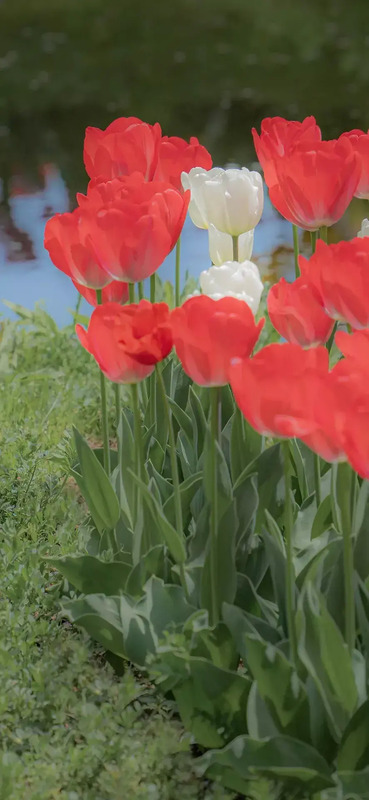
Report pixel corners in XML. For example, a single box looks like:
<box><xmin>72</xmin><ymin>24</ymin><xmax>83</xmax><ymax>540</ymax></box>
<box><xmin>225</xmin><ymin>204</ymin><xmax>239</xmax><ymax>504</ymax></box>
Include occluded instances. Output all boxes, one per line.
<box><xmin>162</xmin><ymin>472</ymin><xmax>202</xmax><ymax>530</ymax></box>
<box><xmin>125</xmin><ymin>545</ymin><xmax>166</xmax><ymax>597</ymax></box>
<box><xmin>355</xmin><ymin>576</ymin><xmax>369</xmax><ymax>654</ymax></box>
<box><xmin>72</xmin><ymin>427</ymin><xmax>120</xmax><ymax>533</ymax></box>
<box><xmin>167</xmin><ymin>397</ymin><xmax>193</xmax><ymax>440</ymax></box>
<box><xmin>296</xmin><ymin>583</ymin><xmax>358</xmax><ymax>738</ymax></box>
<box><xmin>201</xmin><ymin>502</ymin><xmax>237</xmax><ymax>619</ymax></box>
<box><xmin>130</xmin><ymin>471</ymin><xmax>186</xmax><ymax>564</ymax></box>
<box><xmin>177</xmin><ymin>429</ymin><xmax>197</xmax><ymax>480</ymax></box>
<box><xmin>337</xmin><ymin>767</ymin><xmax>369</xmax><ymax>799</ymax></box>
<box><xmin>337</xmin><ymin>700</ymin><xmax>369</xmax><ymax>771</ymax></box>
<box><xmin>311</xmin><ymin>494</ymin><xmax>333</xmax><ymax>539</ymax></box>
<box><xmin>198</xmin><ymin>735</ymin><xmax>335</xmax><ymax>795</ymax></box>
<box><xmin>235</xmin><ymin>444</ymin><xmax>284</xmax><ymax>529</ymax></box>
<box><xmin>262</xmin><ymin>525</ymin><xmax>288</xmax><ymax>636</ymax></box>
<box><xmin>49</xmin><ymin>555</ymin><xmax>131</xmax><ymax>595</ymax></box>
<box><xmin>184</xmin><ymin>613</ymin><xmax>238</xmax><ymax>670</ymax></box>
<box><xmin>62</xmin><ymin>593</ymin><xmax>155</xmax><ymax>666</ymax></box>
<box><xmin>188</xmin><ymin>385</ymin><xmax>207</xmax><ymax>458</ymax></box>
<box><xmin>243</xmin><ymin>634</ymin><xmax>310</xmax><ymax>741</ymax></box>
<box><xmin>203</xmin><ymin>425</ymin><xmax>233</xmax><ymax>519</ymax></box>
<box><xmin>331</xmin><ymin>461</ymin><xmax>352</xmax><ymax>535</ymax></box>
<box><xmin>138</xmin><ymin>576</ymin><xmax>196</xmax><ymax>639</ymax></box>
<box><xmin>222</xmin><ymin>603</ymin><xmax>280</xmax><ymax>651</ymax></box>
<box><xmin>289</xmin><ymin>439</ymin><xmax>309</xmax><ymax>503</ymax></box>
<box><xmin>230</xmin><ymin>408</ymin><xmax>262</xmax><ymax>483</ymax></box>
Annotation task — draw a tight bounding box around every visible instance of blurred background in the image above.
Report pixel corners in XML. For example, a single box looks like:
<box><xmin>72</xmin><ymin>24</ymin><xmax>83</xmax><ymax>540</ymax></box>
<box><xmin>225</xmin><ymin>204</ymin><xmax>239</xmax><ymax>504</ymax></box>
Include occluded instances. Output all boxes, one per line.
<box><xmin>1</xmin><ymin>0</ymin><xmax>369</xmax><ymax>323</ymax></box>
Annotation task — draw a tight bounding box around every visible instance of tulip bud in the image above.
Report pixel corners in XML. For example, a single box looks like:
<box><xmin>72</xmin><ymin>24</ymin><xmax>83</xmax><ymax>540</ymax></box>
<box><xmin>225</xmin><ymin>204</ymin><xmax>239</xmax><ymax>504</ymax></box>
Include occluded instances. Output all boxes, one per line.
<box><xmin>199</xmin><ymin>260</ymin><xmax>263</xmax><ymax>315</ymax></box>
<box><xmin>208</xmin><ymin>224</ymin><xmax>254</xmax><ymax>265</ymax></box>
<box><xmin>358</xmin><ymin>218</ymin><xmax>369</xmax><ymax>238</ymax></box>
<box><xmin>181</xmin><ymin>166</ymin><xmax>264</xmax><ymax>235</ymax></box>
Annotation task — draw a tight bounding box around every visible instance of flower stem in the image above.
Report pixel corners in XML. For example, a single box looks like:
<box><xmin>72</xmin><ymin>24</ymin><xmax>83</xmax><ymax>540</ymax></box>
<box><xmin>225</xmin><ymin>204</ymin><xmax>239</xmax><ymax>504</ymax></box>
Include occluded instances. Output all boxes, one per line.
<box><xmin>175</xmin><ymin>236</ymin><xmax>181</xmax><ymax>306</ymax></box>
<box><xmin>338</xmin><ymin>462</ymin><xmax>356</xmax><ymax>654</ymax></box>
<box><xmin>319</xmin><ymin>225</ymin><xmax>328</xmax><ymax>243</ymax></box>
<box><xmin>310</xmin><ymin>230</ymin><xmax>317</xmax><ymax>254</ymax></box>
<box><xmin>313</xmin><ymin>453</ymin><xmax>321</xmax><ymax>508</ymax></box>
<box><xmin>95</xmin><ymin>288</ymin><xmax>110</xmax><ymax>475</ymax></box>
<box><xmin>283</xmin><ymin>441</ymin><xmax>298</xmax><ymax>668</ymax></box>
<box><xmin>138</xmin><ymin>281</ymin><xmax>144</xmax><ymax>300</ymax></box>
<box><xmin>150</xmin><ymin>274</ymin><xmax>156</xmax><ymax>303</ymax></box>
<box><xmin>131</xmin><ymin>382</ymin><xmax>144</xmax><ymax>523</ymax></box>
<box><xmin>209</xmin><ymin>387</ymin><xmax>220</xmax><ymax>626</ymax></box>
<box><xmin>75</xmin><ymin>292</ymin><xmax>83</xmax><ymax>317</ymax></box>
<box><xmin>128</xmin><ymin>283</ymin><xmax>135</xmax><ymax>304</ymax></box>
<box><xmin>114</xmin><ymin>382</ymin><xmax>120</xmax><ymax>434</ymax></box>
<box><xmin>156</xmin><ymin>365</ymin><xmax>189</xmax><ymax>598</ymax></box>
<box><xmin>292</xmin><ymin>224</ymin><xmax>300</xmax><ymax>279</ymax></box>
<box><xmin>232</xmin><ymin>235</ymin><xmax>239</xmax><ymax>262</ymax></box>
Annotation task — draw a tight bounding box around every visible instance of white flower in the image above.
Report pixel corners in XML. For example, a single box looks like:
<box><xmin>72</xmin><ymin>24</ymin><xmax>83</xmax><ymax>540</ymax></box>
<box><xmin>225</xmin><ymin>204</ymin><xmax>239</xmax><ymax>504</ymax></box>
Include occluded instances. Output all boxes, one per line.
<box><xmin>208</xmin><ymin>223</ymin><xmax>254</xmax><ymax>265</ymax></box>
<box><xmin>181</xmin><ymin>166</ymin><xmax>264</xmax><ymax>236</ymax></box>
<box><xmin>358</xmin><ymin>218</ymin><xmax>369</xmax><ymax>238</ymax></box>
<box><xmin>199</xmin><ymin>260</ymin><xmax>264</xmax><ymax>315</ymax></box>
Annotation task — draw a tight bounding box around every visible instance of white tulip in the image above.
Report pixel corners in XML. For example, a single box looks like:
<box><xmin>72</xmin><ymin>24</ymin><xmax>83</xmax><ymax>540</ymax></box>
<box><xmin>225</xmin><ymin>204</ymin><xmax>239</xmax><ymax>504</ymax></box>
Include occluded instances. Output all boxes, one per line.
<box><xmin>208</xmin><ymin>223</ymin><xmax>254</xmax><ymax>265</ymax></box>
<box><xmin>181</xmin><ymin>166</ymin><xmax>264</xmax><ymax>236</ymax></box>
<box><xmin>357</xmin><ymin>218</ymin><xmax>369</xmax><ymax>238</ymax></box>
<box><xmin>199</xmin><ymin>260</ymin><xmax>264</xmax><ymax>315</ymax></box>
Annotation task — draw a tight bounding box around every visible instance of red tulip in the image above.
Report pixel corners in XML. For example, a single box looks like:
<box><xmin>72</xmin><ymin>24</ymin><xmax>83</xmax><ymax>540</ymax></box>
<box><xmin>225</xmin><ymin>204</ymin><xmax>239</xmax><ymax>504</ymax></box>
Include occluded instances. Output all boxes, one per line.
<box><xmin>229</xmin><ymin>343</ymin><xmax>344</xmax><ymax>461</ymax></box>
<box><xmin>300</xmin><ymin>237</ymin><xmax>369</xmax><ymax>329</ymax></box>
<box><xmin>252</xmin><ymin>116</ymin><xmax>321</xmax><ymax>219</ymax></box>
<box><xmin>84</xmin><ymin>116</ymin><xmax>162</xmax><ymax>181</ymax></box>
<box><xmin>170</xmin><ymin>295</ymin><xmax>264</xmax><ymax>387</ymax></box>
<box><xmin>76</xmin><ymin>300</ymin><xmax>172</xmax><ymax>383</ymax></box>
<box><xmin>335</xmin><ymin>328</ymin><xmax>369</xmax><ymax>363</ymax></box>
<box><xmin>44</xmin><ymin>208</ymin><xmax>111</xmax><ymax>288</ymax></box>
<box><xmin>267</xmin><ymin>277</ymin><xmax>334</xmax><ymax>347</ymax></box>
<box><xmin>340</xmin><ymin>129</ymin><xmax>369</xmax><ymax>199</ymax></box>
<box><xmin>153</xmin><ymin>135</ymin><xmax>213</xmax><ymax>190</ymax></box>
<box><xmin>72</xmin><ymin>279</ymin><xmax>129</xmax><ymax>306</ymax></box>
<box><xmin>328</xmin><ymin>355</ymin><xmax>369</xmax><ymax>477</ymax></box>
<box><xmin>271</xmin><ymin>138</ymin><xmax>360</xmax><ymax>230</ymax></box>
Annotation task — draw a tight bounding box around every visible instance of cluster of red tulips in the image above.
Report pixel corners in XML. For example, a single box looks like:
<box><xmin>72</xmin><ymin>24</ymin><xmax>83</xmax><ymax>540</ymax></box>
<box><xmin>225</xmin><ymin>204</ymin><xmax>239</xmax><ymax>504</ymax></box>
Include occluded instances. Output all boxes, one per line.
<box><xmin>44</xmin><ymin>113</ymin><xmax>369</xmax><ymax>483</ymax></box>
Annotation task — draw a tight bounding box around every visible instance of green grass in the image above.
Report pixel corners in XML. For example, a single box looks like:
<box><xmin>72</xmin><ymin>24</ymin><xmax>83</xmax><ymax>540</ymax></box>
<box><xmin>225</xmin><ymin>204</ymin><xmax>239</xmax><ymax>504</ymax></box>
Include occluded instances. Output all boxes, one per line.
<box><xmin>0</xmin><ymin>306</ymin><xmax>234</xmax><ymax>800</ymax></box>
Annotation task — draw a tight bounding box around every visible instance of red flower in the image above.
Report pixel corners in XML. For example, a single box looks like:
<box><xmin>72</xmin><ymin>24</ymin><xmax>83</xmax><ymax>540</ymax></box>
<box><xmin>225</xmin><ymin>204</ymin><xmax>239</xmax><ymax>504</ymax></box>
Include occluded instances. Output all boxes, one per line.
<box><xmin>271</xmin><ymin>138</ymin><xmax>360</xmax><ymax>230</ymax></box>
<box><xmin>170</xmin><ymin>295</ymin><xmax>264</xmax><ymax>387</ymax></box>
<box><xmin>267</xmin><ymin>276</ymin><xmax>334</xmax><ymax>347</ymax></box>
<box><xmin>153</xmin><ymin>135</ymin><xmax>213</xmax><ymax>190</ymax></box>
<box><xmin>335</xmin><ymin>328</ymin><xmax>369</xmax><ymax>363</ymax></box>
<box><xmin>229</xmin><ymin>343</ymin><xmax>344</xmax><ymax>461</ymax></box>
<box><xmin>77</xmin><ymin>173</ymin><xmax>189</xmax><ymax>282</ymax></box>
<box><xmin>84</xmin><ymin>116</ymin><xmax>162</xmax><ymax>181</ymax></box>
<box><xmin>340</xmin><ymin>129</ymin><xmax>369</xmax><ymax>199</ymax></box>
<box><xmin>300</xmin><ymin>237</ymin><xmax>369</xmax><ymax>329</ymax></box>
<box><xmin>44</xmin><ymin>208</ymin><xmax>110</xmax><ymax>288</ymax></box>
<box><xmin>252</xmin><ymin>116</ymin><xmax>321</xmax><ymax>219</ymax></box>
<box><xmin>72</xmin><ymin>279</ymin><xmax>129</xmax><ymax>306</ymax></box>
<box><xmin>328</xmin><ymin>354</ymin><xmax>369</xmax><ymax>478</ymax></box>
<box><xmin>76</xmin><ymin>300</ymin><xmax>172</xmax><ymax>383</ymax></box>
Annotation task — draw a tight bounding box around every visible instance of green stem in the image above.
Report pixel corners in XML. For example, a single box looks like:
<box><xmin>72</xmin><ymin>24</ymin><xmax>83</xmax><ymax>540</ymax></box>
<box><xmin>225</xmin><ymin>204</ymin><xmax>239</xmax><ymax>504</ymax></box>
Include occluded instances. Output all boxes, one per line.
<box><xmin>150</xmin><ymin>274</ymin><xmax>156</xmax><ymax>303</ymax></box>
<box><xmin>339</xmin><ymin>463</ymin><xmax>356</xmax><ymax>654</ymax></box>
<box><xmin>138</xmin><ymin>281</ymin><xmax>144</xmax><ymax>301</ymax></box>
<box><xmin>128</xmin><ymin>283</ymin><xmax>135</xmax><ymax>304</ymax></box>
<box><xmin>156</xmin><ymin>366</ymin><xmax>189</xmax><ymax>598</ymax></box>
<box><xmin>292</xmin><ymin>224</ymin><xmax>300</xmax><ymax>279</ymax></box>
<box><xmin>75</xmin><ymin>292</ymin><xmax>83</xmax><ymax>316</ymax></box>
<box><xmin>310</xmin><ymin>230</ymin><xmax>317</xmax><ymax>254</ymax></box>
<box><xmin>319</xmin><ymin>225</ymin><xmax>328</xmax><ymax>243</ymax></box>
<box><xmin>209</xmin><ymin>387</ymin><xmax>220</xmax><ymax>625</ymax></box>
<box><xmin>326</xmin><ymin>320</ymin><xmax>337</xmax><ymax>354</ymax></box>
<box><xmin>175</xmin><ymin>237</ymin><xmax>181</xmax><ymax>306</ymax></box>
<box><xmin>232</xmin><ymin>235</ymin><xmax>239</xmax><ymax>262</ymax></box>
<box><xmin>96</xmin><ymin>288</ymin><xmax>111</xmax><ymax>475</ymax></box>
<box><xmin>114</xmin><ymin>383</ymin><xmax>120</xmax><ymax>434</ymax></box>
<box><xmin>131</xmin><ymin>382</ymin><xmax>144</xmax><ymax>524</ymax></box>
<box><xmin>283</xmin><ymin>441</ymin><xmax>298</xmax><ymax>668</ymax></box>
<box><xmin>313</xmin><ymin>453</ymin><xmax>321</xmax><ymax>508</ymax></box>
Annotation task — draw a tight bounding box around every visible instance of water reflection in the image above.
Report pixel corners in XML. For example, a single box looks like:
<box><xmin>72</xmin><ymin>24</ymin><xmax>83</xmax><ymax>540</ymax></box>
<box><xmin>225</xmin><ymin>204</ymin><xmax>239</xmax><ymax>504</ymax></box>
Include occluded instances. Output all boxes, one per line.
<box><xmin>0</xmin><ymin>162</ymin><xmax>365</xmax><ymax>326</ymax></box>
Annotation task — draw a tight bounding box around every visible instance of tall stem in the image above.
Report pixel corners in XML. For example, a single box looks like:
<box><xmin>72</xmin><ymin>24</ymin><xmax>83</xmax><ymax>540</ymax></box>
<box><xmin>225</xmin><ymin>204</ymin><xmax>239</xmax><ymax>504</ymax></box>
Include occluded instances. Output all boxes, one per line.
<box><xmin>175</xmin><ymin>237</ymin><xmax>181</xmax><ymax>306</ymax></box>
<box><xmin>156</xmin><ymin>365</ymin><xmax>189</xmax><ymax>598</ymax></box>
<box><xmin>138</xmin><ymin>281</ymin><xmax>144</xmax><ymax>301</ymax></box>
<box><xmin>209</xmin><ymin>387</ymin><xmax>220</xmax><ymax>625</ymax></box>
<box><xmin>150</xmin><ymin>274</ymin><xmax>156</xmax><ymax>303</ymax></box>
<box><xmin>75</xmin><ymin>292</ymin><xmax>83</xmax><ymax>317</ymax></box>
<box><xmin>313</xmin><ymin>453</ymin><xmax>321</xmax><ymax>508</ymax></box>
<box><xmin>283</xmin><ymin>441</ymin><xmax>298</xmax><ymax>668</ymax></box>
<box><xmin>292</xmin><ymin>224</ymin><xmax>300</xmax><ymax>279</ymax></box>
<box><xmin>114</xmin><ymin>383</ymin><xmax>120</xmax><ymax>434</ymax></box>
<box><xmin>96</xmin><ymin>289</ymin><xmax>110</xmax><ymax>475</ymax></box>
<box><xmin>131</xmin><ymin>382</ymin><xmax>144</xmax><ymax>524</ymax></box>
<box><xmin>319</xmin><ymin>225</ymin><xmax>328</xmax><ymax>244</ymax></box>
<box><xmin>339</xmin><ymin>463</ymin><xmax>356</xmax><ymax>654</ymax></box>
<box><xmin>232</xmin><ymin>235</ymin><xmax>239</xmax><ymax>262</ymax></box>
<box><xmin>310</xmin><ymin>230</ymin><xmax>317</xmax><ymax>254</ymax></box>
<box><xmin>128</xmin><ymin>283</ymin><xmax>135</xmax><ymax>304</ymax></box>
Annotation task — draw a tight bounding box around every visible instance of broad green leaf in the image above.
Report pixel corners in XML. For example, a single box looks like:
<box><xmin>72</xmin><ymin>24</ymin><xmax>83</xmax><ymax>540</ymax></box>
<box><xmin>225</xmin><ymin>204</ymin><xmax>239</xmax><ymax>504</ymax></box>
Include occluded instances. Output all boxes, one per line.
<box><xmin>177</xmin><ymin>429</ymin><xmax>197</xmax><ymax>480</ymax></box>
<box><xmin>138</xmin><ymin>576</ymin><xmax>196</xmax><ymax>639</ymax></box>
<box><xmin>337</xmin><ymin>767</ymin><xmax>369</xmax><ymax>799</ymax></box>
<box><xmin>222</xmin><ymin>603</ymin><xmax>280</xmax><ymax>654</ymax></box>
<box><xmin>289</xmin><ymin>439</ymin><xmax>309</xmax><ymax>503</ymax></box>
<box><xmin>247</xmin><ymin>681</ymin><xmax>280</xmax><ymax>739</ymax></box>
<box><xmin>130</xmin><ymin>471</ymin><xmax>186</xmax><ymax>564</ymax></box>
<box><xmin>311</xmin><ymin>494</ymin><xmax>333</xmax><ymax>539</ymax></box>
<box><xmin>201</xmin><ymin>502</ymin><xmax>237</xmax><ymax>619</ymax></box>
<box><xmin>337</xmin><ymin>700</ymin><xmax>369</xmax><ymax>771</ymax></box>
<box><xmin>203</xmin><ymin>426</ymin><xmax>233</xmax><ymax>519</ymax></box>
<box><xmin>62</xmin><ymin>593</ymin><xmax>155</xmax><ymax>666</ymax></box>
<box><xmin>188</xmin><ymin>385</ymin><xmax>207</xmax><ymax>458</ymax></box>
<box><xmin>262</xmin><ymin>527</ymin><xmax>288</xmax><ymax>636</ymax></box>
<box><xmin>72</xmin><ymin>427</ymin><xmax>120</xmax><ymax>532</ymax></box>
<box><xmin>184</xmin><ymin>614</ymin><xmax>238</xmax><ymax>670</ymax></box>
<box><xmin>234</xmin><ymin>444</ymin><xmax>284</xmax><ymax>529</ymax></box>
<box><xmin>331</xmin><ymin>461</ymin><xmax>352</xmax><ymax>535</ymax></box>
<box><xmin>125</xmin><ymin>545</ymin><xmax>166</xmax><ymax>597</ymax></box>
<box><xmin>49</xmin><ymin>555</ymin><xmax>131</xmax><ymax>595</ymax></box>
<box><xmin>230</xmin><ymin>408</ymin><xmax>262</xmax><ymax>483</ymax></box>
<box><xmin>353</xmin><ymin>478</ymin><xmax>369</xmax><ymax>537</ymax></box>
<box><xmin>297</xmin><ymin>583</ymin><xmax>358</xmax><ymax>738</ymax></box>
<box><xmin>244</xmin><ymin>634</ymin><xmax>310</xmax><ymax>741</ymax></box>
<box><xmin>92</xmin><ymin>447</ymin><xmax>119</xmax><ymax>472</ymax></box>
<box><xmin>163</xmin><ymin>472</ymin><xmax>202</xmax><ymax>530</ymax></box>
<box><xmin>355</xmin><ymin>576</ymin><xmax>369</xmax><ymax>654</ymax></box>
<box><xmin>234</xmin><ymin>475</ymin><xmax>259</xmax><ymax>567</ymax></box>
<box><xmin>146</xmin><ymin>460</ymin><xmax>173</xmax><ymax>503</ymax></box>
<box><xmin>198</xmin><ymin>734</ymin><xmax>334</xmax><ymax>795</ymax></box>
<box><xmin>168</xmin><ymin>397</ymin><xmax>192</xmax><ymax>440</ymax></box>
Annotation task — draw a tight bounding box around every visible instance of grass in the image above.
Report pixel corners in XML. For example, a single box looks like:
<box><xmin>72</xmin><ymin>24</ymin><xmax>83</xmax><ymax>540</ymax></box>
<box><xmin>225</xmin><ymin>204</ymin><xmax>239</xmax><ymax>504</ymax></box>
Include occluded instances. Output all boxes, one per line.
<box><xmin>0</xmin><ymin>305</ymin><xmax>234</xmax><ymax>800</ymax></box>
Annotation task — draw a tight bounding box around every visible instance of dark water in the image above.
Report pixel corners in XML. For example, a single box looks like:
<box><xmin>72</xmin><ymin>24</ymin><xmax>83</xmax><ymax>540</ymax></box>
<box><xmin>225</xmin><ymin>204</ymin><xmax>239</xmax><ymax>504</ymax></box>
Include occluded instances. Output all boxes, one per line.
<box><xmin>1</xmin><ymin>0</ymin><xmax>368</xmax><ymax>324</ymax></box>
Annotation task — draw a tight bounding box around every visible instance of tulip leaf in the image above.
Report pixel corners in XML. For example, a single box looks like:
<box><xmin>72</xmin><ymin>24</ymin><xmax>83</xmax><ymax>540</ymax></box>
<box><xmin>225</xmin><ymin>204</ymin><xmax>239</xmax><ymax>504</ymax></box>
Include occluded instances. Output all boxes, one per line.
<box><xmin>162</xmin><ymin>472</ymin><xmax>202</xmax><ymax>530</ymax></box>
<box><xmin>125</xmin><ymin>545</ymin><xmax>166</xmax><ymax>597</ymax></box>
<box><xmin>337</xmin><ymin>700</ymin><xmax>369</xmax><ymax>771</ymax></box>
<box><xmin>49</xmin><ymin>554</ymin><xmax>132</xmax><ymax>595</ymax></box>
<box><xmin>188</xmin><ymin>385</ymin><xmax>208</xmax><ymax>458</ymax></box>
<box><xmin>289</xmin><ymin>439</ymin><xmax>309</xmax><ymax>503</ymax></box>
<box><xmin>72</xmin><ymin>427</ymin><xmax>120</xmax><ymax>533</ymax></box>
<box><xmin>137</xmin><ymin>577</ymin><xmax>196</xmax><ymax>640</ymax></box>
<box><xmin>311</xmin><ymin>494</ymin><xmax>332</xmax><ymax>539</ymax></box>
<box><xmin>230</xmin><ymin>408</ymin><xmax>263</xmax><ymax>483</ymax></box>
<box><xmin>129</xmin><ymin>470</ymin><xmax>186</xmax><ymax>564</ymax></box>
<box><xmin>337</xmin><ymin>767</ymin><xmax>369</xmax><ymax>799</ymax></box>
<box><xmin>201</xmin><ymin>502</ymin><xmax>238</xmax><ymax>619</ymax></box>
<box><xmin>198</xmin><ymin>735</ymin><xmax>335</xmax><ymax>795</ymax></box>
<box><xmin>167</xmin><ymin>397</ymin><xmax>193</xmax><ymax>441</ymax></box>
